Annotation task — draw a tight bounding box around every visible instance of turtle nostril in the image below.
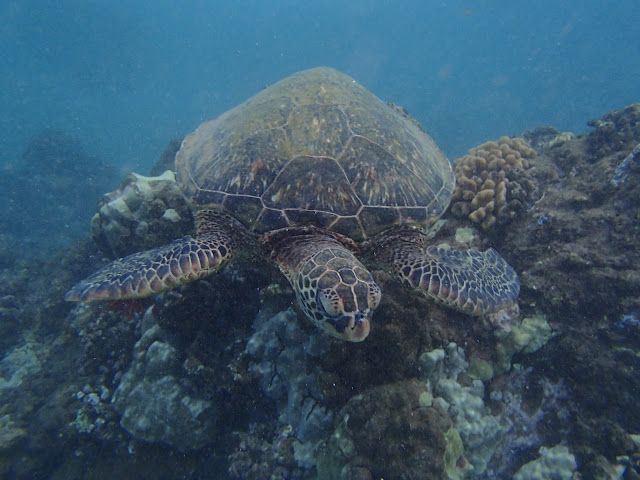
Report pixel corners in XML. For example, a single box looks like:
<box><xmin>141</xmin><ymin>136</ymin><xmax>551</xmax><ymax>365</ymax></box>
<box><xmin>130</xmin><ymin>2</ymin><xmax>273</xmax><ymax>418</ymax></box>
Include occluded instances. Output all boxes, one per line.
<box><xmin>353</xmin><ymin>310</ymin><xmax>370</xmax><ymax>325</ymax></box>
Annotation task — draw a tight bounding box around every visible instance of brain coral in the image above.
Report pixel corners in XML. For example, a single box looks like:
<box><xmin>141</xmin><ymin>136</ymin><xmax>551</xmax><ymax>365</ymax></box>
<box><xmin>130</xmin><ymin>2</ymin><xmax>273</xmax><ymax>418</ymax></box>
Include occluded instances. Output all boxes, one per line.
<box><xmin>450</xmin><ymin>136</ymin><xmax>536</xmax><ymax>231</ymax></box>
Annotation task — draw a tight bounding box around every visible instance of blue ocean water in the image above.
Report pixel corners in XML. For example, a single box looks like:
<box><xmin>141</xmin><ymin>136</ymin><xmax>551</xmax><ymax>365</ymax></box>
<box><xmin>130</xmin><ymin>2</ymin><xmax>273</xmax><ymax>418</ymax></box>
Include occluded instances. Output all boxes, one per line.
<box><xmin>2</xmin><ymin>0</ymin><xmax>639</xmax><ymax>172</ymax></box>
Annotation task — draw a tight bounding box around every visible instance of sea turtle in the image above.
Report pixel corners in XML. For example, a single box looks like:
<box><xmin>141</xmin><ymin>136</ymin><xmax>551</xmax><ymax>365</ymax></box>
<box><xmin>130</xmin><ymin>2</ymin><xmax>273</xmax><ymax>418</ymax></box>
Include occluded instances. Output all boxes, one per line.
<box><xmin>65</xmin><ymin>67</ymin><xmax>519</xmax><ymax>342</ymax></box>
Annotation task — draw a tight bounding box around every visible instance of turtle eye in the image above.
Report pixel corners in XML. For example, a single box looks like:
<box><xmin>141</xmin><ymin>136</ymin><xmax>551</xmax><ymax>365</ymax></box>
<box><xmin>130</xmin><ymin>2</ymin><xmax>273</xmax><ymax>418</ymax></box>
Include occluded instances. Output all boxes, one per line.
<box><xmin>318</xmin><ymin>289</ymin><xmax>342</xmax><ymax>317</ymax></box>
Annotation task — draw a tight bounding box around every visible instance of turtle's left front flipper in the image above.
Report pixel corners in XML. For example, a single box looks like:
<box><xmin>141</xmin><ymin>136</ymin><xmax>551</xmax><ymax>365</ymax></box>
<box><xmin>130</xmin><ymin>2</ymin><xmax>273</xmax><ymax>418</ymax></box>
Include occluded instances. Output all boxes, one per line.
<box><xmin>65</xmin><ymin>210</ymin><xmax>242</xmax><ymax>302</ymax></box>
<box><xmin>368</xmin><ymin>227</ymin><xmax>520</xmax><ymax>321</ymax></box>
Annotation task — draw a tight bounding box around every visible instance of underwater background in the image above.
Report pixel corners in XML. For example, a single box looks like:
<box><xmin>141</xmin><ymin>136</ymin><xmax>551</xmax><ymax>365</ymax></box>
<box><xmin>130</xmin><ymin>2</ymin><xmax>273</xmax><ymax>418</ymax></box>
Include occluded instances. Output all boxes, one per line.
<box><xmin>3</xmin><ymin>0</ymin><xmax>640</xmax><ymax>171</ymax></box>
<box><xmin>1</xmin><ymin>1</ymin><xmax>640</xmax><ymax>479</ymax></box>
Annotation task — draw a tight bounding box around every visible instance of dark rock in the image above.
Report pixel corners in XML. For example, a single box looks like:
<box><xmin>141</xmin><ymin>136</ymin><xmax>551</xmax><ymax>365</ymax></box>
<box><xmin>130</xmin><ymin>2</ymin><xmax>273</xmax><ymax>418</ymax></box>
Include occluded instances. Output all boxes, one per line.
<box><xmin>522</xmin><ymin>125</ymin><xmax>561</xmax><ymax>151</ymax></box>
<box><xmin>323</xmin><ymin>379</ymin><xmax>455</xmax><ymax>480</ymax></box>
<box><xmin>495</xmin><ymin>108</ymin><xmax>640</xmax><ymax>475</ymax></box>
<box><xmin>587</xmin><ymin>103</ymin><xmax>640</xmax><ymax>158</ymax></box>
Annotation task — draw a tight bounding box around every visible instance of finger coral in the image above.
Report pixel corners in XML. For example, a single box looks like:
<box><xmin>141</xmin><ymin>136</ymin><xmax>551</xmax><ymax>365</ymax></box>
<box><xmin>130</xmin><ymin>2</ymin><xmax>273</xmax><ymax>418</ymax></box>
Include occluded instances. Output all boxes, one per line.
<box><xmin>450</xmin><ymin>137</ymin><xmax>536</xmax><ymax>231</ymax></box>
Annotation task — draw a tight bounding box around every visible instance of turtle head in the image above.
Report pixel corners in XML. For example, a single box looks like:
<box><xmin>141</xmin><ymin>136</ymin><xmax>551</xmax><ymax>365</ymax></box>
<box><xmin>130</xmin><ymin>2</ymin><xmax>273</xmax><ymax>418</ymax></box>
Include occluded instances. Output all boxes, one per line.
<box><xmin>271</xmin><ymin>232</ymin><xmax>382</xmax><ymax>342</ymax></box>
<box><xmin>316</xmin><ymin>287</ymin><xmax>378</xmax><ymax>342</ymax></box>
<box><xmin>296</xmin><ymin>261</ymin><xmax>381</xmax><ymax>342</ymax></box>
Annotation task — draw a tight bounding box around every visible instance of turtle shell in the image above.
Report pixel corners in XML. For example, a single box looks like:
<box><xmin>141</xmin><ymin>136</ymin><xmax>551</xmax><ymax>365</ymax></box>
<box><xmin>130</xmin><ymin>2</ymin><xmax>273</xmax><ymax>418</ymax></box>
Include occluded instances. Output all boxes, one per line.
<box><xmin>176</xmin><ymin>67</ymin><xmax>454</xmax><ymax>240</ymax></box>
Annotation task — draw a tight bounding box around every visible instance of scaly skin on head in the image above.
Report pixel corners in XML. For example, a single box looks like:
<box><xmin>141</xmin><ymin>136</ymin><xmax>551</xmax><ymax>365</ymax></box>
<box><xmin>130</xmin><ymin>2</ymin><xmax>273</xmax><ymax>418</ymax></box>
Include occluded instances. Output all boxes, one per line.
<box><xmin>262</xmin><ymin>227</ymin><xmax>381</xmax><ymax>342</ymax></box>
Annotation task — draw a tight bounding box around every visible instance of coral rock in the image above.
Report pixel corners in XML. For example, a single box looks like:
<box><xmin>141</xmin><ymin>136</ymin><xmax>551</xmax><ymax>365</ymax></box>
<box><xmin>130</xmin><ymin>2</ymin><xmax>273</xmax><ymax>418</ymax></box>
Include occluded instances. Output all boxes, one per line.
<box><xmin>111</xmin><ymin>322</ymin><xmax>218</xmax><ymax>451</ymax></box>
<box><xmin>587</xmin><ymin>103</ymin><xmax>640</xmax><ymax>158</ymax></box>
<box><xmin>513</xmin><ymin>445</ymin><xmax>576</xmax><ymax>480</ymax></box>
<box><xmin>321</xmin><ymin>379</ymin><xmax>457</xmax><ymax>480</ymax></box>
<box><xmin>90</xmin><ymin>171</ymin><xmax>193</xmax><ymax>258</ymax></box>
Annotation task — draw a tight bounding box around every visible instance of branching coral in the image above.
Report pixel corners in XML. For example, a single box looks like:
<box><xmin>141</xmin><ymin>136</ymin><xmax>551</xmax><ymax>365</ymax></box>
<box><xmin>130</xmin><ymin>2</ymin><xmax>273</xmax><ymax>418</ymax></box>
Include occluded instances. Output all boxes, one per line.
<box><xmin>450</xmin><ymin>136</ymin><xmax>536</xmax><ymax>231</ymax></box>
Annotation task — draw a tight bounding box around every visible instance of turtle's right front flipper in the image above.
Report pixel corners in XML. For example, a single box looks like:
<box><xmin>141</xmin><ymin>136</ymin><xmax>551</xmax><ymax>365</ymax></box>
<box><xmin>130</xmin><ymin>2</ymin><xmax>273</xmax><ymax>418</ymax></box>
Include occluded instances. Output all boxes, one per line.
<box><xmin>65</xmin><ymin>235</ymin><xmax>233</xmax><ymax>302</ymax></box>
<box><xmin>65</xmin><ymin>209</ymin><xmax>240</xmax><ymax>302</ymax></box>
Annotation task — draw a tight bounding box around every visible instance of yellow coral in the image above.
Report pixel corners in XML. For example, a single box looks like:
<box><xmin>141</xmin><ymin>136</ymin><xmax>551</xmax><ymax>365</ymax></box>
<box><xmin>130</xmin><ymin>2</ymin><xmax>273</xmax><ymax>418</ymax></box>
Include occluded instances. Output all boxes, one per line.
<box><xmin>450</xmin><ymin>136</ymin><xmax>535</xmax><ymax>231</ymax></box>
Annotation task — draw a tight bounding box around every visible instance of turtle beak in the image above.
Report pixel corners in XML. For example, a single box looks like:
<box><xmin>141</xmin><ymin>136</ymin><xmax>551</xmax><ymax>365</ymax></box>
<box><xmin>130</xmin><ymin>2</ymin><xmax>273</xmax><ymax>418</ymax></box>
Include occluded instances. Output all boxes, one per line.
<box><xmin>327</xmin><ymin>310</ymin><xmax>372</xmax><ymax>342</ymax></box>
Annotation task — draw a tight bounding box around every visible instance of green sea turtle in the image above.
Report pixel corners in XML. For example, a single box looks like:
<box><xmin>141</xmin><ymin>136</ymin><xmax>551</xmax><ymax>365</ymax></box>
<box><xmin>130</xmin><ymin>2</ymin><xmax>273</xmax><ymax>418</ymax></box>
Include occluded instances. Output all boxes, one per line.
<box><xmin>65</xmin><ymin>67</ymin><xmax>519</xmax><ymax>342</ymax></box>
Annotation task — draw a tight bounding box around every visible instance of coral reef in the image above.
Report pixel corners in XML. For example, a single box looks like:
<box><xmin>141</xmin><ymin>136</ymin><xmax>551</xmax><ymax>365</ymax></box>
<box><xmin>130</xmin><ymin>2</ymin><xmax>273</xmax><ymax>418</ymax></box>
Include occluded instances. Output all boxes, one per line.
<box><xmin>494</xmin><ymin>104</ymin><xmax>640</xmax><ymax>479</ymax></box>
<box><xmin>0</xmin><ymin>415</ymin><xmax>27</xmax><ymax>451</ymax></box>
<box><xmin>228</xmin><ymin>423</ymin><xmax>308</xmax><ymax>480</ymax></box>
<box><xmin>420</xmin><ymin>343</ymin><xmax>510</xmax><ymax>477</ymax></box>
<box><xmin>0</xmin><ymin>343</ymin><xmax>44</xmax><ymax>390</ymax></box>
<box><xmin>3</xmin><ymin>104</ymin><xmax>640</xmax><ymax>479</ymax></box>
<box><xmin>246</xmin><ymin>308</ymin><xmax>334</xmax><ymax>445</ymax></box>
<box><xmin>0</xmin><ymin>415</ymin><xmax>27</xmax><ymax>477</ymax></box>
<box><xmin>611</xmin><ymin>142</ymin><xmax>640</xmax><ymax>187</ymax></box>
<box><xmin>450</xmin><ymin>136</ymin><xmax>537</xmax><ymax>231</ymax></box>
<box><xmin>481</xmin><ymin>369</ymin><xmax>576</xmax><ymax>478</ymax></box>
<box><xmin>317</xmin><ymin>342</ymin><xmax>530</xmax><ymax>480</ymax></box>
<box><xmin>522</xmin><ymin>125</ymin><xmax>561</xmax><ymax>151</ymax></box>
<box><xmin>0</xmin><ymin>293</ymin><xmax>21</xmax><ymax>350</ymax></box>
<box><xmin>492</xmin><ymin>314</ymin><xmax>554</xmax><ymax>375</ymax></box>
<box><xmin>320</xmin><ymin>379</ymin><xmax>456</xmax><ymax>480</ymax></box>
<box><xmin>225</xmin><ymin>307</ymin><xmax>336</xmax><ymax>478</ymax></box>
<box><xmin>90</xmin><ymin>171</ymin><xmax>193</xmax><ymax>258</ymax></box>
<box><xmin>587</xmin><ymin>103</ymin><xmax>640</xmax><ymax>157</ymax></box>
<box><xmin>111</xmin><ymin>317</ymin><xmax>218</xmax><ymax>451</ymax></box>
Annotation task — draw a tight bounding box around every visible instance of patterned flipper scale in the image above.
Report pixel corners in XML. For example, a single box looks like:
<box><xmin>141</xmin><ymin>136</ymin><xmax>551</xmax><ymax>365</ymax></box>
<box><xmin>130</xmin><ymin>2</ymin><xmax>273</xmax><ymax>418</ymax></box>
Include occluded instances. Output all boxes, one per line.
<box><xmin>65</xmin><ymin>210</ymin><xmax>239</xmax><ymax>302</ymax></box>
<box><xmin>400</xmin><ymin>245</ymin><xmax>519</xmax><ymax>315</ymax></box>
<box><xmin>369</xmin><ymin>227</ymin><xmax>519</xmax><ymax>316</ymax></box>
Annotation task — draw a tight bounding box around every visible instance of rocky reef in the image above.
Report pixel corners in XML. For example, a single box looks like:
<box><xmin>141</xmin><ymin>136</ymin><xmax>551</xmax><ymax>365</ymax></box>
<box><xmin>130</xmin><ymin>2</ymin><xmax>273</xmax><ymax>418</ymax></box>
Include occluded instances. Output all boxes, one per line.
<box><xmin>1</xmin><ymin>105</ymin><xmax>640</xmax><ymax>479</ymax></box>
<box><xmin>110</xmin><ymin>318</ymin><xmax>219</xmax><ymax>451</ymax></box>
<box><xmin>90</xmin><ymin>171</ymin><xmax>193</xmax><ymax>258</ymax></box>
